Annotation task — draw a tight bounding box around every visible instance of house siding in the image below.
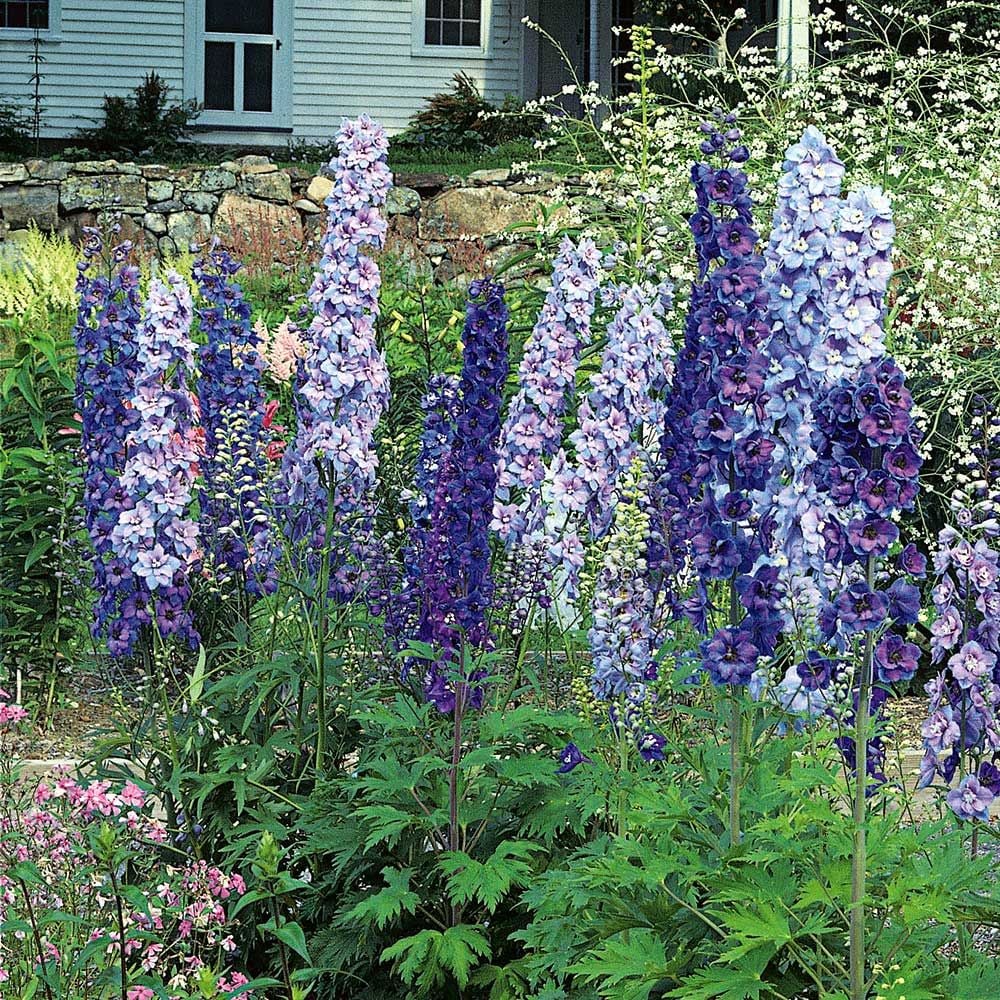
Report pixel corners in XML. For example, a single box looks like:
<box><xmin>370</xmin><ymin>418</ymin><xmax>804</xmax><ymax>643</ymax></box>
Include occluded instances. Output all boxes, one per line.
<box><xmin>290</xmin><ymin>0</ymin><xmax>526</xmax><ymax>140</ymax></box>
<box><xmin>0</xmin><ymin>0</ymin><xmax>185</xmax><ymax>140</ymax></box>
<box><xmin>0</xmin><ymin>0</ymin><xmax>525</xmax><ymax>144</ymax></box>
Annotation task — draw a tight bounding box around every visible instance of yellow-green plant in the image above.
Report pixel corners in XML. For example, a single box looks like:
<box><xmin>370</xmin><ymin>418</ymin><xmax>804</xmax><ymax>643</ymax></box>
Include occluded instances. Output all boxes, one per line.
<box><xmin>0</xmin><ymin>225</ymin><xmax>79</xmax><ymax>321</ymax></box>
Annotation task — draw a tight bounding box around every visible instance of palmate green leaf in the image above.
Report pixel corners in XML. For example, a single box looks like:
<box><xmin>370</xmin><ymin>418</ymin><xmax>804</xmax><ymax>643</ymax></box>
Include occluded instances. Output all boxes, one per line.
<box><xmin>341</xmin><ymin>866</ymin><xmax>419</xmax><ymax>930</ymax></box>
<box><xmin>716</xmin><ymin>904</ymin><xmax>790</xmax><ymax>963</ymax></box>
<box><xmin>947</xmin><ymin>959</ymin><xmax>1000</xmax><ymax>1000</ymax></box>
<box><xmin>666</xmin><ymin>960</ymin><xmax>768</xmax><ymax>1000</ymax></box>
<box><xmin>439</xmin><ymin>840</ymin><xmax>546</xmax><ymax>913</ymax></box>
<box><xmin>355</xmin><ymin>803</ymin><xmax>421</xmax><ymax>849</ymax></box>
<box><xmin>567</xmin><ymin>928</ymin><xmax>671</xmax><ymax>1000</ymax></box>
<box><xmin>381</xmin><ymin>923</ymin><xmax>492</xmax><ymax>992</ymax></box>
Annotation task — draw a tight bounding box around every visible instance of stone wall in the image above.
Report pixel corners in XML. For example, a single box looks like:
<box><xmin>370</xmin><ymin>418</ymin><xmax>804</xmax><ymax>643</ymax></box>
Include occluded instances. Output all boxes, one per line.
<box><xmin>0</xmin><ymin>157</ymin><xmax>563</xmax><ymax>280</ymax></box>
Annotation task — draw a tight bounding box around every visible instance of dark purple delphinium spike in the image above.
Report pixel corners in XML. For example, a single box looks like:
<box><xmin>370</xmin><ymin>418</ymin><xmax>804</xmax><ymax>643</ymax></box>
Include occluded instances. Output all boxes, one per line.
<box><xmin>648</xmin><ymin>114</ymin><xmax>781</xmax><ymax>686</ymax></box>
<box><xmin>391</xmin><ymin>278</ymin><xmax>510</xmax><ymax>713</ymax></box>
<box><xmin>194</xmin><ymin>248</ymin><xmax>277</xmax><ymax>598</ymax></box>
<box><xmin>72</xmin><ymin>230</ymin><xmax>144</xmax><ymax>655</ymax></box>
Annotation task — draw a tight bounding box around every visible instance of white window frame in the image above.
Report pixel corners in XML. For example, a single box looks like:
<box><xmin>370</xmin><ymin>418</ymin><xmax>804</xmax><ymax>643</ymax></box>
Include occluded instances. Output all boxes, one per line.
<box><xmin>0</xmin><ymin>0</ymin><xmax>62</xmax><ymax>40</ymax></box>
<box><xmin>411</xmin><ymin>0</ymin><xmax>492</xmax><ymax>59</ymax></box>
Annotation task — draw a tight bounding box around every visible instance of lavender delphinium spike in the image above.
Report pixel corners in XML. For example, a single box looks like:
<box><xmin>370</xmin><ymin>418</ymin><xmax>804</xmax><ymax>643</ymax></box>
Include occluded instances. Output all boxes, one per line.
<box><xmin>194</xmin><ymin>247</ymin><xmax>277</xmax><ymax>597</ymax></box>
<box><xmin>280</xmin><ymin>114</ymin><xmax>392</xmax><ymax>601</ymax></box>
<box><xmin>919</xmin><ymin>398</ymin><xmax>1000</xmax><ymax>823</ymax></box>
<box><xmin>493</xmin><ymin>236</ymin><xmax>603</xmax><ymax>547</ymax></box>
<box><xmin>110</xmin><ymin>272</ymin><xmax>202</xmax><ymax>655</ymax></box>
<box><xmin>72</xmin><ymin>231</ymin><xmax>145</xmax><ymax>655</ymax></box>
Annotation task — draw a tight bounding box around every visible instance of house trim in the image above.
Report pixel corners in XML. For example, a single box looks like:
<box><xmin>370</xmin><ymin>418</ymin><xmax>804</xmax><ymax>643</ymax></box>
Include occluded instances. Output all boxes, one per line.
<box><xmin>0</xmin><ymin>0</ymin><xmax>63</xmax><ymax>41</ymax></box>
<box><xmin>410</xmin><ymin>0</ymin><xmax>494</xmax><ymax>59</ymax></box>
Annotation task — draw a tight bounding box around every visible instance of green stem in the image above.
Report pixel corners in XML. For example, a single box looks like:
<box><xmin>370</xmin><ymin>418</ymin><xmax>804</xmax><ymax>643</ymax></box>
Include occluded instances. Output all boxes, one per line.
<box><xmin>729</xmin><ymin>691</ymin><xmax>741</xmax><ymax>848</ymax></box>
<box><xmin>849</xmin><ymin>556</ymin><xmax>876</xmax><ymax>1000</ymax></box>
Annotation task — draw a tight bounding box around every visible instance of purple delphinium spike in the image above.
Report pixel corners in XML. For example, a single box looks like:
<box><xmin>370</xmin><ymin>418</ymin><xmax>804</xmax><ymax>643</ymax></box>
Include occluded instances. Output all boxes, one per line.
<box><xmin>650</xmin><ymin>115</ymin><xmax>781</xmax><ymax>687</ymax></box>
<box><xmin>194</xmin><ymin>247</ymin><xmax>277</xmax><ymax>597</ymax></box>
<box><xmin>391</xmin><ymin>279</ymin><xmax>510</xmax><ymax>713</ymax></box>
<box><xmin>280</xmin><ymin>114</ymin><xmax>392</xmax><ymax>601</ymax></box>
<box><xmin>72</xmin><ymin>231</ymin><xmax>145</xmax><ymax>654</ymax></box>
<box><xmin>111</xmin><ymin>272</ymin><xmax>202</xmax><ymax>654</ymax></box>
<box><xmin>918</xmin><ymin>399</ymin><xmax>1000</xmax><ymax>819</ymax></box>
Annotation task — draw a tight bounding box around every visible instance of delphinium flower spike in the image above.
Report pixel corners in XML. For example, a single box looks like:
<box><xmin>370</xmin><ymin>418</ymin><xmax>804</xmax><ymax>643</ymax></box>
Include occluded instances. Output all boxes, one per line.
<box><xmin>194</xmin><ymin>247</ymin><xmax>277</xmax><ymax>599</ymax></box>
<box><xmin>72</xmin><ymin>230</ymin><xmax>146</xmax><ymax>655</ymax></box>
<box><xmin>280</xmin><ymin>114</ymin><xmax>392</xmax><ymax>601</ymax></box>
<box><xmin>110</xmin><ymin>272</ymin><xmax>202</xmax><ymax>654</ymax></box>
<box><xmin>919</xmin><ymin>398</ymin><xmax>1000</xmax><ymax>826</ymax></box>
<box><xmin>493</xmin><ymin>236</ymin><xmax>603</xmax><ymax>548</ymax></box>
<box><xmin>390</xmin><ymin>278</ymin><xmax>510</xmax><ymax>712</ymax></box>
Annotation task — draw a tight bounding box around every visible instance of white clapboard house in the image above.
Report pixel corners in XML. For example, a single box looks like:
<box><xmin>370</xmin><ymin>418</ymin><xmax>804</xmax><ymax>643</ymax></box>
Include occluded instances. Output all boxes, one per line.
<box><xmin>0</xmin><ymin>1</ymin><xmax>810</xmax><ymax>146</ymax></box>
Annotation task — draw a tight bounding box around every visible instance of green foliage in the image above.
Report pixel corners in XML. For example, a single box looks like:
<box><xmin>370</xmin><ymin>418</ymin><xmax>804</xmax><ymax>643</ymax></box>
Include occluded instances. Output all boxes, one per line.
<box><xmin>0</xmin><ymin>323</ymin><xmax>80</xmax><ymax>712</ymax></box>
<box><xmin>299</xmin><ymin>688</ymin><xmax>594</xmax><ymax>999</ymax></box>
<box><xmin>516</xmin><ymin>709</ymin><xmax>1000</xmax><ymax>1000</ymax></box>
<box><xmin>76</xmin><ymin>71</ymin><xmax>201</xmax><ymax>157</ymax></box>
<box><xmin>0</xmin><ymin>227</ymin><xmax>81</xmax><ymax>323</ymax></box>
<box><xmin>0</xmin><ymin>97</ymin><xmax>31</xmax><ymax>159</ymax></box>
<box><xmin>394</xmin><ymin>73</ymin><xmax>543</xmax><ymax>155</ymax></box>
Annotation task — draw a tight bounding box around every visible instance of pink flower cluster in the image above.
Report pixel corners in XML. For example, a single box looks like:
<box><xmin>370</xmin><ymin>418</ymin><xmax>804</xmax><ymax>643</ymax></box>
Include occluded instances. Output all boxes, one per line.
<box><xmin>0</xmin><ymin>687</ymin><xmax>26</xmax><ymax>727</ymax></box>
<box><xmin>0</xmin><ymin>773</ymin><xmax>251</xmax><ymax>998</ymax></box>
<box><xmin>254</xmin><ymin>316</ymin><xmax>308</xmax><ymax>384</ymax></box>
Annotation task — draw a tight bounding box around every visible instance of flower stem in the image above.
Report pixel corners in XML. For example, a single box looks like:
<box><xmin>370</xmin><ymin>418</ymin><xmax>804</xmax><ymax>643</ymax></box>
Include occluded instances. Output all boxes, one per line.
<box><xmin>849</xmin><ymin>557</ymin><xmax>876</xmax><ymax>1000</ymax></box>
<box><xmin>729</xmin><ymin>690</ymin><xmax>741</xmax><ymax>847</ymax></box>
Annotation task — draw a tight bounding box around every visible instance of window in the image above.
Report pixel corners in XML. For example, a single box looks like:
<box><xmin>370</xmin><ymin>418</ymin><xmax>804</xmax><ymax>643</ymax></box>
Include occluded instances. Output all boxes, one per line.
<box><xmin>424</xmin><ymin>0</ymin><xmax>481</xmax><ymax>47</ymax></box>
<box><xmin>0</xmin><ymin>0</ymin><xmax>48</xmax><ymax>29</ymax></box>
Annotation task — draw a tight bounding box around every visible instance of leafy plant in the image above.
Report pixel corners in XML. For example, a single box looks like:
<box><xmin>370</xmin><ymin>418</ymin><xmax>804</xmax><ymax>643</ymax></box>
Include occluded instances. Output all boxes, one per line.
<box><xmin>300</xmin><ymin>685</ymin><xmax>593</xmax><ymax>999</ymax></box>
<box><xmin>0</xmin><ymin>322</ymin><xmax>81</xmax><ymax>717</ymax></box>
<box><xmin>76</xmin><ymin>70</ymin><xmax>201</xmax><ymax>157</ymax></box>
<box><xmin>0</xmin><ymin>97</ymin><xmax>31</xmax><ymax>159</ymax></box>
<box><xmin>394</xmin><ymin>73</ymin><xmax>543</xmax><ymax>154</ymax></box>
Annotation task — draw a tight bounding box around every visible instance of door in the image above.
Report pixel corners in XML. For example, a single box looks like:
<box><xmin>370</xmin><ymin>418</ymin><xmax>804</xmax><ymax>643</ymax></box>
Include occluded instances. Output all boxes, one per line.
<box><xmin>536</xmin><ymin>0</ymin><xmax>586</xmax><ymax>105</ymax></box>
<box><xmin>188</xmin><ymin>0</ymin><xmax>292</xmax><ymax>128</ymax></box>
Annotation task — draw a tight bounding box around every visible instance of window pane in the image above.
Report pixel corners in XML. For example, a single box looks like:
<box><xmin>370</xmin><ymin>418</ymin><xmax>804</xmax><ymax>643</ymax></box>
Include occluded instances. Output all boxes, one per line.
<box><xmin>426</xmin><ymin>0</ymin><xmax>442</xmax><ymax>16</ymax></box>
<box><xmin>27</xmin><ymin>1</ymin><xmax>47</xmax><ymax>27</ymax></box>
<box><xmin>5</xmin><ymin>2</ymin><xmax>28</xmax><ymax>27</ymax></box>
<box><xmin>243</xmin><ymin>42</ymin><xmax>273</xmax><ymax>112</ymax></box>
<box><xmin>204</xmin><ymin>41</ymin><xmax>235</xmax><ymax>110</ymax></box>
<box><xmin>461</xmin><ymin>20</ymin><xmax>480</xmax><ymax>45</ymax></box>
<box><xmin>206</xmin><ymin>0</ymin><xmax>272</xmax><ymax>35</ymax></box>
<box><xmin>442</xmin><ymin>0</ymin><xmax>460</xmax><ymax>18</ymax></box>
<box><xmin>463</xmin><ymin>0</ymin><xmax>481</xmax><ymax>19</ymax></box>
<box><xmin>424</xmin><ymin>19</ymin><xmax>439</xmax><ymax>44</ymax></box>
<box><xmin>441</xmin><ymin>20</ymin><xmax>460</xmax><ymax>44</ymax></box>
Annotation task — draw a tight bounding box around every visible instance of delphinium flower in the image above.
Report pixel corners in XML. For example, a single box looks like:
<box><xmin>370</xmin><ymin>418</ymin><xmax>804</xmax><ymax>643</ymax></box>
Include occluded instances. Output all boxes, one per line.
<box><xmin>72</xmin><ymin>230</ymin><xmax>145</xmax><ymax>652</ymax></box>
<box><xmin>918</xmin><ymin>399</ymin><xmax>1000</xmax><ymax>823</ymax></box>
<box><xmin>109</xmin><ymin>272</ymin><xmax>202</xmax><ymax>655</ymax></box>
<box><xmin>649</xmin><ymin>114</ymin><xmax>780</xmax><ymax>686</ymax></box>
<box><xmin>759</xmin><ymin>127</ymin><xmax>844</xmax><ymax>603</ymax></box>
<box><xmin>194</xmin><ymin>248</ymin><xmax>277</xmax><ymax>598</ymax></box>
<box><xmin>391</xmin><ymin>279</ymin><xmax>510</xmax><ymax>713</ymax></box>
<box><xmin>557</xmin><ymin>278</ymin><xmax>674</xmax><ymax>538</ymax></box>
<box><xmin>589</xmin><ymin>460</ymin><xmax>666</xmax><ymax>760</ymax></box>
<box><xmin>493</xmin><ymin>236</ymin><xmax>603</xmax><ymax>547</ymax></box>
<box><xmin>280</xmin><ymin>114</ymin><xmax>392</xmax><ymax>601</ymax></box>
<box><xmin>804</xmin><ymin>354</ymin><xmax>923</xmax><ymax>783</ymax></box>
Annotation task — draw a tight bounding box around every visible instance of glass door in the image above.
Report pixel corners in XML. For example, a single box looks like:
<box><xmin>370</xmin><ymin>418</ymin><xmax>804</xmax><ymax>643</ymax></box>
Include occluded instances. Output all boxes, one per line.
<box><xmin>195</xmin><ymin>0</ymin><xmax>291</xmax><ymax>128</ymax></box>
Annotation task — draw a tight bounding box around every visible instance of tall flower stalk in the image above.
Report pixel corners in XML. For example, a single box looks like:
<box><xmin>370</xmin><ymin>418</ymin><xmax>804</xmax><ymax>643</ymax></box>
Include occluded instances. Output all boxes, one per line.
<box><xmin>280</xmin><ymin>114</ymin><xmax>392</xmax><ymax>773</ymax></box>
<box><xmin>194</xmin><ymin>247</ymin><xmax>276</xmax><ymax>611</ymax></box>
<box><xmin>111</xmin><ymin>272</ymin><xmax>202</xmax><ymax>658</ymax></box>
<box><xmin>72</xmin><ymin>231</ymin><xmax>144</xmax><ymax>656</ymax></box>
<box><xmin>659</xmin><ymin>114</ymin><xmax>778</xmax><ymax>846</ymax></box>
